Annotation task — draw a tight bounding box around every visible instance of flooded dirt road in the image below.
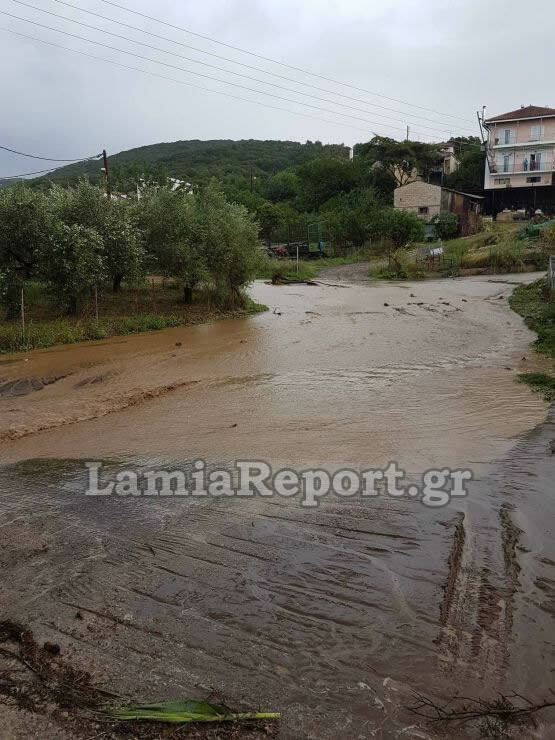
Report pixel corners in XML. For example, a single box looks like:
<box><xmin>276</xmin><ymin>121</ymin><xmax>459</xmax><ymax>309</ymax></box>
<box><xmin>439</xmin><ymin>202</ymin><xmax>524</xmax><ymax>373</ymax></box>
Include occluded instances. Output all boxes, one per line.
<box><xmin>0</xmin><ymin>269</ymin><xmax>553</xmax><ymax>737</ymax></box>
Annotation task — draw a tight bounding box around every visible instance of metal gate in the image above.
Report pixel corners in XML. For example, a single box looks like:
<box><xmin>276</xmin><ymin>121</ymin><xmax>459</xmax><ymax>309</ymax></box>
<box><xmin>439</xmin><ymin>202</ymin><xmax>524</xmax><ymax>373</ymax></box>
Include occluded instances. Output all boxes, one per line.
<box><xmin>307</xmin><ymin>221</ymin><xmax>332</xmax><ymax>257</ymax></box>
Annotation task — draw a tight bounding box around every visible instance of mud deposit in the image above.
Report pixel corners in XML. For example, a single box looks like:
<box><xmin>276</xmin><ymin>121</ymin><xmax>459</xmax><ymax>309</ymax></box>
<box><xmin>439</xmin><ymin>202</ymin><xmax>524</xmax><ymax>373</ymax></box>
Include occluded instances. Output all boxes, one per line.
<box><xmin>0</xmin><ymin>270</ymin><xmax>553</xmax><ymax>738</ymax></box>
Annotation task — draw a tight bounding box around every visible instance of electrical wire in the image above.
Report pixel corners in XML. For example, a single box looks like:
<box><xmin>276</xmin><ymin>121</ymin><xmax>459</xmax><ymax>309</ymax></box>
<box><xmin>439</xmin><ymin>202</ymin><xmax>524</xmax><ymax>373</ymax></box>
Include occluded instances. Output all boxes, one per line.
<box><xmin>1</xmin><ymin>10</ymin><xmax>445</xmax><ymax>139</ymax></box>
<box><xmin>12</xmin><ymin>0</ymin><xmax>473</xmax><ymax>138</ymax></box>
<box><xmin>0</xmin><ymin>143</ymin><xmax>100</xmax><ymax>161</ymax></box>
<box><xmin>97</xmin><ymin>0</ymin><xmax>475</xmax><ymax>124</ymax></box>
<box><xmin>0</xmin><ymin>26</ymin><xmax>439</xmax><ymax>143</ymax></box>
<box><xmin>1</xmin><ymin>166</ymin><xmax>60</xmax><ymax>178</ymax></box>
<box><xmin>36</xmin><ymin>0</ymin><xmax>479</xmax><ymax>135</ymax></box>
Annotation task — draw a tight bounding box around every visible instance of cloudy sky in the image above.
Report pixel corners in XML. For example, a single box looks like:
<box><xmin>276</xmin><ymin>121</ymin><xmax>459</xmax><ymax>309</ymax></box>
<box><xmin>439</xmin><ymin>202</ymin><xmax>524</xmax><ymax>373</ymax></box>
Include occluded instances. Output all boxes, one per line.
<box><xmin>0</xmin><ymin>0</ymin><xmax>553</xmax><ymax>177</ymax></box>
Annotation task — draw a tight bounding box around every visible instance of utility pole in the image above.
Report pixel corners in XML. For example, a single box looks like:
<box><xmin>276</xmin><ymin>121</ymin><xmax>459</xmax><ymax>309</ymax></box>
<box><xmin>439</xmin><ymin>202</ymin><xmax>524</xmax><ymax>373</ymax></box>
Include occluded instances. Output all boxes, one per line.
<box><xmin>102</xmin><ymin>149</ymin><xmax>111</xmax><ymax>198</ymax></box>
<box><xmin>476</xmin><ymin>108</ymin><xmax>486</xmax><ymax>144</ymax></box>
<box><xmin>406</xmin><ymin>125</ymin><xmax>410</xmax><ymax>142</ymax></box>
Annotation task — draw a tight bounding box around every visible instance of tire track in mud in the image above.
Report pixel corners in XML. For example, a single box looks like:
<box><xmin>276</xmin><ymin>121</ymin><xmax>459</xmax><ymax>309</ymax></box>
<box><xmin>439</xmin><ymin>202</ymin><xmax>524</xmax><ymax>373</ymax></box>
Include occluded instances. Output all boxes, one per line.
<box><xmin>437</xmin><ymin>500</ymin><xmax>524</xmax><ymax>685</ymax></box>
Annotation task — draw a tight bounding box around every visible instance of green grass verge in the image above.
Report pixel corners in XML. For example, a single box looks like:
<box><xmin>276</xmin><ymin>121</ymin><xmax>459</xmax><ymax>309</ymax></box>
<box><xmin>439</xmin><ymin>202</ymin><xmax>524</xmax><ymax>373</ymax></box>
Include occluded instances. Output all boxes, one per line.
<box><xmin>255</xmin><ymin>254</ymin><xmax>369</xmax><ymax>282</ymax></box>
<box><xmin>0</xmin><ymin>303</ymin><xmax>268</xmax><ymax>353</ymax></box>
<box><xmin>509</xmin><ymin>278</ymin><xmax>555</xmax><ymax>359</ymax></box>
<box><xmin>243</xmin><ymin>297</ymin><xmax>268</xmax><ymax>314</ymax></box>
<box><xmin>517</xmin><ymin>372</ymin><xmax>555</xmax><ymax>402</ymax></box>
<box><xmin>509</xmin><ymin>277</ymin><xmax>555</xmax><ymax>402</ymax></box>
<box><xmin>255</xmin><ymin>259</ymin><xmax>318</xmax><ymax>281</ymax></box>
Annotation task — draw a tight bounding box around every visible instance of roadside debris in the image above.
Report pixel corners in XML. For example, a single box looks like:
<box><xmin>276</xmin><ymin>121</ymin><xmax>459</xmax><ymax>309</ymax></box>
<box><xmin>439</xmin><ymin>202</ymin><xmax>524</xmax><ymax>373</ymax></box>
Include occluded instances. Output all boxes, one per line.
<box><xmin>0</xmin><ymin>620</ymin><xmax>280</xmax><ymax>737</ymax></box>
<box><xmin>408</xmin><ymin>691</ymin><xmax>555</xmax><ymax>737</ymax></box>
<box><xmin>270</xmin><ymin>275</ymin><xmax>317</xmax><ymax>286</ymax></box>
<box><xmin>108</xmin><ymin>699</ymin><xmax>280</xmax><ymax>725</ymax></box>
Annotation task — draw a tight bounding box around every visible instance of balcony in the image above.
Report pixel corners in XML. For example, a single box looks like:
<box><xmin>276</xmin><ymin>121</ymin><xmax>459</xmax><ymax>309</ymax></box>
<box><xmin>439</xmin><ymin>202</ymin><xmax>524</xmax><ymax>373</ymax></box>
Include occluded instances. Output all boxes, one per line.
<box><xmin>493</xmin><ymin>133</ymin><xmax>516</xmax><ymax>146</ymax></box>
<box><xmin>491</xmin><ymin>133</ymin><xmax>550</xmax><ymax>147</ymax></box>
<box><xmin>489</xmin><ymin>159</ymin><xmax>554</xmax><ymax>174</ymax></box>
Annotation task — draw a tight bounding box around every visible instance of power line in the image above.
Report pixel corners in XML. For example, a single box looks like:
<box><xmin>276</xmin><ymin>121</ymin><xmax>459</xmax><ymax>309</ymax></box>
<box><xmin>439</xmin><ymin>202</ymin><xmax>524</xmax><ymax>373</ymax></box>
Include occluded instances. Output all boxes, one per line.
<box><xmin>98</xmin><ymin>0</ymin><xmax>475</xmax><ymax>125</ymax></box>
<box><xmin>1</xmin><ymin>166</ymin><xmax>59</xmax><ymax>179</ymax></box>
<box><xmin>39</xmin><ymin>0</ymin><xmax>478</xmax><ymax>135</ymax></box>
<box><xmin>0</xmin><ymin>26</ymin><xmax>438</xmax><ymax>144</ymax></box>
<box><xmin>0</xmin><ymin>143</ymin><xmax>100</xmax><ymax>161</ymax></box>
<box><xmin>1</xmin><ymin>10</ymin><xmax>444</xmax><ymax>140</ymax></box>
<box><xmin>11</xmin><ymin>2</ymin><xmax>467</xmax><ymax>139</ymax></box>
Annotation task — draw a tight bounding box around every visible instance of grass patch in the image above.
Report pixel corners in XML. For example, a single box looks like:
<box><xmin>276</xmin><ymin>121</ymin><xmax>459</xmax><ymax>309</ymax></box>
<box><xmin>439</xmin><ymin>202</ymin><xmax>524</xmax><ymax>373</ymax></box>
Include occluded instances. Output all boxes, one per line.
<box><xmin>0</xmin><ymin>279</ymin><xmax>268</xmax><ymax>353</ymax></box>
<box><xmin>510</xmin><ymin>277</ymin><xmax>555</xmax><ymax>402</ymax></box>
<box><xmin>243</xmin><ymin>296</ymin><xmax>268</xmax><ymax>314</ymax></box>
<box><xmin>408</xmin><ymin>222</ymin><xmax>549</xmax><ymax>276</ymax></box>
<box><xmin>255</xmin><ymin>253</ymin><xmax>370</xmax><ymax>282</ymax></box>
<box><xmin>517</xmin><ymin>372</ymin><xmax>555</xmax><ymax>402</ymax></box>
<box><xmin>369</xmin><ymin>265</ymin><xmax>398</xmax><ymax>280</ymax></box>
<box><xmin>0</xmin><ymin>308</ymin><xmax>268</xmax><ymax>353</ymax></box>
<box><xmin>255</xmin><ymin>259</ymin><xmax>318</xmax><ymax>281</ymax></box>
<box><xmin>509</xmin><ymin>278</ymin><xmax>555</xmax><ymax>358</ymax></box>
<box><xmin>368</xmin><ymin>248</ymin><xmax>426</xmax><ymax>281</ymax></box>
<box><xmin>1</xmin><ymin>314</ymin><xmax>183</xmax><ymax>353</ymax></box>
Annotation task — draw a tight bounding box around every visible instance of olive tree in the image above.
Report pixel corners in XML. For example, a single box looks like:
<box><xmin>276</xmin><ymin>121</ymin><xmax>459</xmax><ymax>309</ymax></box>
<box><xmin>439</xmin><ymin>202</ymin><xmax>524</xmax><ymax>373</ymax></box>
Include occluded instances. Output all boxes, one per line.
<box><xmin>0</xmin><ymin>184</ymin><xmax>52</xmax><ymax>316</ymax></box>
<box><xmin>40</xmin><ymin>223</ymin><xmax>106</xmax><ymax>314</ymax></box>
<box><xmin>195</xmin><ymin>182</ymin><xmax>259</xmax><ymax>306</ymax></box>
<box><xmin>50</xmin><ymin>180</ymin><xmax>145</xmax><ymax>291</ymax></box>
<box><xmin>140</xmin><ymin>189</ymin><xmax>207</xmax><ymax>303</ymax></box>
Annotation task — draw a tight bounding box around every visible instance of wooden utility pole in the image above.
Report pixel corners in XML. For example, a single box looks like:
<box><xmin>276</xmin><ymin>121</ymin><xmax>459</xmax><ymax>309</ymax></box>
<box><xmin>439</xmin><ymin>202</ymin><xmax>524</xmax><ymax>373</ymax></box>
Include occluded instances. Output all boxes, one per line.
<box><xmin>476</xmin><ymin>109</ymin><xmax>486</xmax><ymax>144</ymax></box>
<box><xmin>102</xmin><ymin>149</ymin><xmax>111</xmax><ymax>198</ymax></box>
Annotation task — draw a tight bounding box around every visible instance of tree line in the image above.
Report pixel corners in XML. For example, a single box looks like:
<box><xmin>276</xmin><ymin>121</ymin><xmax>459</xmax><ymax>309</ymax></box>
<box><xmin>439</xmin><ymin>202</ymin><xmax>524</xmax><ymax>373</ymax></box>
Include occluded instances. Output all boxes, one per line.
<box><xmin>0</xmin><ymin>179</ymin><xmax>259</xmax><ymax>317</ymax></box>
<box><xmin>0</xmin><ymin>134</ymin><xmax>484</xmax><ymax>319</ymax></box>
<box><xmin>217</xmin><ymin>135</ymin><xmax>482</xmax><ymax>248</ymax></box>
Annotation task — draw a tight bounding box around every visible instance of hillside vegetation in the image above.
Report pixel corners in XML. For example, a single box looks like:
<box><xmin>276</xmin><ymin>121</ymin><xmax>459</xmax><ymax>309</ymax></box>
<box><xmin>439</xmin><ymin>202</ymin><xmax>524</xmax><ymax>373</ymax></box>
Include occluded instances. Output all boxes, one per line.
<box><xmin>22</xmin><ymin>139</ymin><xmax>350</xmax><ymax>188</ymax></box>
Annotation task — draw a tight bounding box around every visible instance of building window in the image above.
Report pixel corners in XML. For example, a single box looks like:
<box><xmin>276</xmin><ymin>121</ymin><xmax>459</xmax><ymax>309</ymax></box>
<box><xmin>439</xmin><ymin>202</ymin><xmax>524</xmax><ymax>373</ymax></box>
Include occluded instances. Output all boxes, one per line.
<box><xmin>503</xmin><ymin>129</ymin><xmax>512</xmax><ymax>144</ymax></box>
<box><xmin>494</xmin><ymin>178</ymin><xmax>510</xmax><ymax>185</ymax></box>
<box><xmin>418</xmin><ymin>206</ymin><xmax>429</xmax><ymax>215</ymax></box>
<box><xmin>530</xmin><ymin>125</ymin><xmax>543</xmax><ymax>141</ymax></box>
<box><xmin>526</xmin><ymin>176</ymin><xmax>541</xmax><ymax>183</ymax></box>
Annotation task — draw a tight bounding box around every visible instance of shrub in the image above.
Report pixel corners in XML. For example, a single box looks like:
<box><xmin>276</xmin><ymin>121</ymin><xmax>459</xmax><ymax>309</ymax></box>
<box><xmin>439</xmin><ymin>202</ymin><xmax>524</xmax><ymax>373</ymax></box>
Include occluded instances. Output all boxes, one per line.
<box><xmin>431</xmin><ymin>212</ymin><xmax>458</xmax><ymax>240</ymax></box>
<box><xmin>539</xmin><ymin>223</ymin><xmax>555</xmax><ymax>248</ymax></box>
<box><xmin>370</xmin><ymin>208</ymin><xmax>425</xmax><ymax>247</ymax></box>
<box><xmin>370</xmin><ymin>249</ymin><xmax>424</xmax><ymax>280</ymax></box>
<box><xmin>488</xmin><ymin>241</ymin><xmax>525</xmax><ymax>272</ymax></box>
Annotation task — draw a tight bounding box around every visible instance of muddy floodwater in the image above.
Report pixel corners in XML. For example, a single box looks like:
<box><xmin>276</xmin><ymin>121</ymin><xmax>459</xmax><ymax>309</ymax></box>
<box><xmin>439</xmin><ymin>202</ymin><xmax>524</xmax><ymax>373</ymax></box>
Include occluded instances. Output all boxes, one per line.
<box><xmin>0</xmin><ymin>268</ymin><xmax>553</xmax><ymax>738</ymax></box>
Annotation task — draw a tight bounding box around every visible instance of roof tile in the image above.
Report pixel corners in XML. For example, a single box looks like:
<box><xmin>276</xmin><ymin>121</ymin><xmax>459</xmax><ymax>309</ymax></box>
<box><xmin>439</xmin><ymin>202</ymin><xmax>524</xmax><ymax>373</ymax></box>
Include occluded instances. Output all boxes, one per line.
<box><xmin>485</xmin><ymin>105</ymin><xmax>555</xmax><ymax>123</ymax></box>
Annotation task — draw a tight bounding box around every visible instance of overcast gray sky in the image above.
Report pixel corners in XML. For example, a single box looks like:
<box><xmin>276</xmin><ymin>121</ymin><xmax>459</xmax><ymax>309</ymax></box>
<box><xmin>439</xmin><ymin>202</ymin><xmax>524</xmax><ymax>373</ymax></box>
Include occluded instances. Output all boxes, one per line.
<box><xmin>0</xmin><ymin>0</ymin><xmax>553</xmax><ymax>177</ymax></box>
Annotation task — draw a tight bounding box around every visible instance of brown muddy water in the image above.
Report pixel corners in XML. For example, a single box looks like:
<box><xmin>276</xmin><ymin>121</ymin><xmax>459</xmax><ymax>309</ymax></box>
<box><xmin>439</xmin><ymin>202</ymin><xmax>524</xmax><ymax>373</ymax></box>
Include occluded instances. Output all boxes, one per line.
<box><xmin>0</xmin><ymin>269</ymin><xmax>554</xmax><ymax>738</ymax></box>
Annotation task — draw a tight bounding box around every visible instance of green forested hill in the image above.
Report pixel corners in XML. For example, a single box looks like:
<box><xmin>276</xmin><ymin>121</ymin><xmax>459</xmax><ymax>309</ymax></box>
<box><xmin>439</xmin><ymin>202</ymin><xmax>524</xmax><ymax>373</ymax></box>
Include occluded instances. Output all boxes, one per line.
<box><xmin>24</xmin><ymin>138</ymin><xmax>350</xmax><ymax>189</ymax></box>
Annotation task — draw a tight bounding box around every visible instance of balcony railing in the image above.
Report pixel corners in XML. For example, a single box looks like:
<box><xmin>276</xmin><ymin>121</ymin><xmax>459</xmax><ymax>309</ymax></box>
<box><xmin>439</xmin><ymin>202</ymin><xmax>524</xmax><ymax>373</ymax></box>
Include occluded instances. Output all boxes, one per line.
<box><xmin>490</xmin><ymin>160</ymin><xmax>553</xmax><ymax>174</ymax></box>
<box><xmin>492</xmin><ymin>134</ymin><xmax>547</xmax><ymax>146</ymax></box>
<box><xmin>493</xmin><ymin>134</ymin><xmax>516</xmax><ymax>145</ymax></box>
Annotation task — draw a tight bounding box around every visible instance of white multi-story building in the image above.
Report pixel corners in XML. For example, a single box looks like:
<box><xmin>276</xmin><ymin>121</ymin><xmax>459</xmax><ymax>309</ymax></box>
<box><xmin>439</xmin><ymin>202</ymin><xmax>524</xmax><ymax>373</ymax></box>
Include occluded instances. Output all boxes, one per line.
<box><xmin>483</xmin><ymin>105</ymin><xmax>555</xmax><ymax>211</ymax></box>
